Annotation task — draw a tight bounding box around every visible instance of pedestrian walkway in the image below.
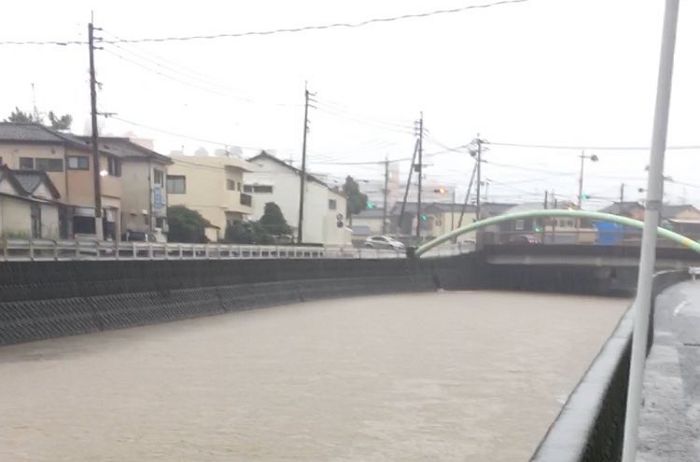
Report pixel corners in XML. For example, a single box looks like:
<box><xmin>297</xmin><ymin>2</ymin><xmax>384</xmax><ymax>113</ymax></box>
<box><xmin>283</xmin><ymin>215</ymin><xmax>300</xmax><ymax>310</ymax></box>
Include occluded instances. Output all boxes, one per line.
<box><xmin>639</xmin><ymin>280</ymin><xmax>700</xmax><ymax>461</ymax></box>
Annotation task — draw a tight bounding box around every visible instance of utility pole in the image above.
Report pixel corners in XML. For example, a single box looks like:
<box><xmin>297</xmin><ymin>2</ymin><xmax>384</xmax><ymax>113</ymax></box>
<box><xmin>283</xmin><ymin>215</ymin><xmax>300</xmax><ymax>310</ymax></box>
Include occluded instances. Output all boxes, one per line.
<box><xmin>382</xmin><ymin>157</ymin><xmax>389</xmax><ymax>235</ymax></box>
<box><xmin>398</xmin><ymin>139</ymin><xmax>419</xmax><ymax>233</ymax></box>
<box><xmin>451</xmin><ymin>187</ymin><xmax>456</xmax><ymax>231</ymax></box>
<box><xmin>297</xmin><ymin>83</ymin><xmax>313</xmax><ymax>243</ymax></box>
<box><xmin>620</xmin><ymin>183</ymin><xmax>626</xmax><ymax>203</ymax></box>
<box><xmin>458</xmin><ymin>162</ymin><xmax>477</xmax><ymax>228</ymax></box>
<box><xmin>88</xmin><ymin>22</ymin><xmax>104</xmax><ymax>241</ymax></box>
<box><xmin>415</xmin><ymin>113</ymin><xmax>424</xmax><ymax>241</ymax></box>
<box><xmin>474</xmin><ymin>136</ymin><xmax>483</xmax><ymax>220</ymax></box>
<box><xmin>542</xmin><ymin>190</ymin><xmax>549</xmax><ymax>244</ymax></box>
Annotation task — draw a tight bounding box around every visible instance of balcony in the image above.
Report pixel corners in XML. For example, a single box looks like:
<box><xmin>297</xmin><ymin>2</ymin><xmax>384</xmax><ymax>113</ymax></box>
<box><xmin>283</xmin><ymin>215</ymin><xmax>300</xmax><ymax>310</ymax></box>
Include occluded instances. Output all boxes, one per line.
<box><xmin>240</xmin><ymin>193</ymin><xmax>252</xmax><ymax>207</ymax></box>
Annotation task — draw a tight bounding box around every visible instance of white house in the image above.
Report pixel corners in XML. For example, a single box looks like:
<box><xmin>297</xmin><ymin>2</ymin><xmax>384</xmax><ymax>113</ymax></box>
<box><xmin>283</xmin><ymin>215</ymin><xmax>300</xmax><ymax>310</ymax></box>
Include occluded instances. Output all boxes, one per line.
<box><xmin>244</xmin><ymin>152</ymin><xmax>350</xmax><ymax>246</ymax></box>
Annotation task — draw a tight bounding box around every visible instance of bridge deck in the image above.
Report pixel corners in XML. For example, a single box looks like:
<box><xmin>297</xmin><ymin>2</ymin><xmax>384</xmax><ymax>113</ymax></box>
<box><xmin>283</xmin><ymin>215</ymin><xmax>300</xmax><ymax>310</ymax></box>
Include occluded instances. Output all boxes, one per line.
<box><xmin>0</xmin><ymin>291</ymin><xmax>627</xmax><ymax>461</ymax></box>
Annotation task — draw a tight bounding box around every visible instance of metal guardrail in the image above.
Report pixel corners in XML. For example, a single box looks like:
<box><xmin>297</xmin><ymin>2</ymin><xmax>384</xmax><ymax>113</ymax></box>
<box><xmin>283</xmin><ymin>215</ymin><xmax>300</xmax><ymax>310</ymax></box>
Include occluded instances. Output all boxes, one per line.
<box><xmin>0</xmin><ymin>239</ymin><xmax>472</xmax><ymax>262</ymax></box>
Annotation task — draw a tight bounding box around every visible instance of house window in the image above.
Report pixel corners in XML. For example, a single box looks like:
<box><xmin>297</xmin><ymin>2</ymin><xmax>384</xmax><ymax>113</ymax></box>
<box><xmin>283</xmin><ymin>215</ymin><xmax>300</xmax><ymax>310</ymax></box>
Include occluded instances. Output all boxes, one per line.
<box><xmin>515</xmin><ymin>219</ymin><xmax>525</xmax><ymax>231</ymax></box>
<box><xmin>19</xmin><ymin>157</ymin><xmax>34</xmax><ymax>169</ymax></box>
<box><xmin>253</xmin><ymin>185</ymin><xmax>273</xmax><ymax>193</ymax></box>
<box><xmin>107</xmin><ymin>157</ymin><xmax>121</xmax><ymax>176</ymax></box>
<box><xmin>243</xmin><ymin>185</ymin><xmax>253</xmax><ymax>193</ymax></box>
<box><xmin>166</xmin><ymin>175</ymin><xmax>186</xmax><ymax>194</ymax></box>
<box><xmin>328</xmin><ymin>199</ymin><xmax>337</xmax><ymax>210</ymax></box>
<box><xmin>153</xmin><ymin>169</ymin><xmax>164</xmax><ymax>185</ymax></box>
<box><xmin>67</xmin><ymin>156</ymin><xmax>89</xmax><ymax>170</ymax></box>
<box><xmin>73</xmin><ymin>216</ymin><xmax>96</xmax><ymax>234</ymax></box>
<box><xmin>35</xmin><ymin>158</ymin><xmax>64</xmax><ymax>172</ymax></box>
<box><xmin>227</xmin><ymin>179</ymin><xmax>236</xmax><ymax>190</ymax></box>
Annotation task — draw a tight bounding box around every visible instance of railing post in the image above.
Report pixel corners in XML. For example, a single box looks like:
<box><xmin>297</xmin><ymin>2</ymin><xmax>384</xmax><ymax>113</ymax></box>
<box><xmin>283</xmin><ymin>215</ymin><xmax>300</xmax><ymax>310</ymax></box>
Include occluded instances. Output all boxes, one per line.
<box><xmin>132</xmin><ymin>242</ymin><xmax>137</xmax><ymax>259</ymax></box>
<box><xmin>75</xmin><ymin>240</ymin><xmax>80</xmax><ymax>259</ymax></box>
<box><xmin>114</xmin><ymin>239</ymin><xmax>120</xmax><ymax>260</ymax></box>
<box><xmin>205</xmin><ymin>244</ymin><xmax>210</xmax><ymax>259</ymax></box>
<box><xmin>53</xmin><ymin>240</ymin><xmax>59</xmax><ymax>261</ymax></box>
<box><xmin>29</xmin><ymin>239</ymin><xmax>34</xmax><ymax>261</ymax></box>
<box><xmin>179</xmin><ymin>244</ymin><xmax>183</xmax><ymax>259</ymax></box>
<box><xmin>148</xmin><ymin>242</ymin><xmax>154</xmax><ymax>260</ymax></box>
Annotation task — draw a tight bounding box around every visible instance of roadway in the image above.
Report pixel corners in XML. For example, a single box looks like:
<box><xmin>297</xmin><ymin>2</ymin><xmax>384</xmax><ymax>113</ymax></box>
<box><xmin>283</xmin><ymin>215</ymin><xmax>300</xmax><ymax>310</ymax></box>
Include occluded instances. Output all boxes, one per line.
<box><xmin>0</xmin><ymin>291</ymin><xmax>628</xmax><ymax>461</ymax></box>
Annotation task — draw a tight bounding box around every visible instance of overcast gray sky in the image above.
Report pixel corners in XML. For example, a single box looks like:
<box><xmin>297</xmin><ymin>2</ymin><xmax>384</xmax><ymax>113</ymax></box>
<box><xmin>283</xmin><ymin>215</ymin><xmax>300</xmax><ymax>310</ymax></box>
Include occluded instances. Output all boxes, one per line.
<box><xmin>1</xmin><ymin>0</ymin><xmax>698</xmax><ymax>207</ymax></box>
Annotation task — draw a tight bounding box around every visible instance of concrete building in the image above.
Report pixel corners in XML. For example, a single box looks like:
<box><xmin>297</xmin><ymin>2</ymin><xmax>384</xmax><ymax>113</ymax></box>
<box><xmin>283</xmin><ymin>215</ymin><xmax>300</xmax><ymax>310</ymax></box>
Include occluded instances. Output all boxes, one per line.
<box><xmin>83</xmin><ymin>137</ymin><xmax>172</xmax><ymax>239</ymax></box>
<box><xmin>0</xmin><ymin>123</ymin><xmax>124</xmax><ymax>239</ymax></box>
<box><xmin>167</xmin><ymin>155</ymin><xmax>254</xmax><ymax>242</ymax></box>
<box><xmin>0</xmin><ymin>166</ymin><xmax>61</xmax><ymax>239</ymax></box>
<box><xmin>600</xmin><ymin>201</ymin><xmax>700</xmax><ymax>244</ymax></box>
<box><xmin>245</xmin><ymin>152</ymin><xmax>350</xmax><ymax>246</ymax></box>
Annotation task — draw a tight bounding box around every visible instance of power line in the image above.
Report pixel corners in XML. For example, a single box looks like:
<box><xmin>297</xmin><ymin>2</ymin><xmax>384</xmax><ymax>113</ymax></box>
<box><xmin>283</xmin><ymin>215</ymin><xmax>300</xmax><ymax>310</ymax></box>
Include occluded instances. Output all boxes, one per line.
<box><xmin>100</xmin><ymin>0</ymin><xmax>530</xmax><ymax>44</ymax></box>
<box><xmin>0</xmin><ymin>38</ymin><xmax>85</xmax><ymax>46</ymax></box>
<box><xmin>487</xmin><ymin>140</ymin><xmax>700</xmax><ymax>151</ymax></box>
<box><xmin>109</xmin><ymin>115</ymin><xmax>274</xmax><ymax>151</ymax></box>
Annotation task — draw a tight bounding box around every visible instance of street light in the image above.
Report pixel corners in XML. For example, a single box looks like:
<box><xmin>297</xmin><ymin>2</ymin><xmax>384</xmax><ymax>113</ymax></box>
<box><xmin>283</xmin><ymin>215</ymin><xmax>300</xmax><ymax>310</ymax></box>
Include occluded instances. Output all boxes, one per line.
<box><xmin>577</xmin><ymin>151</ymin><xmax>599</xmax><ymax>209</ymax></box>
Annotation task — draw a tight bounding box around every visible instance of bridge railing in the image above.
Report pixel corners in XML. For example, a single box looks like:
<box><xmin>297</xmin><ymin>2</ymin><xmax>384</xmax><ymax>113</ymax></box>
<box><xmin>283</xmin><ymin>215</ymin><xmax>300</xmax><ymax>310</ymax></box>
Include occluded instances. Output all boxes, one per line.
<box><xmin>0</xmin><ymin>239</ymin><xmax>471</xmax><ymax>262</ymax></box>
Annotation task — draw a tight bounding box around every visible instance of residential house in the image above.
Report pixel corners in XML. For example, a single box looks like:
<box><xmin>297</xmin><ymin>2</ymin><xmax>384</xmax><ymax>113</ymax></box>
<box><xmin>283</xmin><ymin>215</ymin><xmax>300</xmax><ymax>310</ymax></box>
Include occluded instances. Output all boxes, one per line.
<box><xmin>167</xmin><ymin>154</ymin><xmax>254</xmax><ymax>242</ymax></box>
<box><xmin>244</xmin><ymin>151</ymin><xmax>350</xmax><ymax>246</ymax></box>
<box><xmin>389</xmin><ymin>201</ymin><xmax>477</xmax><ymax>243</ymax></box>
<box><xmin>0</xmin><ymin>165</ymin><xmax>61</xmax><ymax>239</ymax></box>
<box><xmin>350</xmin><ymin>208</ymin><xmax>386</xmax><ymax>244</ymax></box>
<box><xmin>600</xmin><ymin>202</ymin><xmax>700</xmax><ymax>244</ymax></box>
<box><xmin>82</xmin><ymin>137</ymin><xmax>172</xmax><ymax>239</ymax></box>
<box><xmin>0</xmin><ymin>123</ymin><xmax>123</xmax><ymax>239</ymax></box>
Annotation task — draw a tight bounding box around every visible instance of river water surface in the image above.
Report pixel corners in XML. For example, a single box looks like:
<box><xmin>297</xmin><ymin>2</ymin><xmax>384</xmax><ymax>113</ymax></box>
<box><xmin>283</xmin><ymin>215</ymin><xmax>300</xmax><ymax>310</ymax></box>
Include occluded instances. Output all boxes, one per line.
<box><xmin>0</xmin><ymin>291</ymin><xmax>627</xmax><ymax>461</ymax></box>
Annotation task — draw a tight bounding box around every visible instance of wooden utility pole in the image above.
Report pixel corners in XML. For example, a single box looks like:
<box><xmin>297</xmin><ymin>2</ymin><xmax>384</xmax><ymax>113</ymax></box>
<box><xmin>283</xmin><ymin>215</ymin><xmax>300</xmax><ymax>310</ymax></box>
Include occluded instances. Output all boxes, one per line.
<box><xmin>382</xmin><ymin>157</ymin><xmax>389</xmax><ymax>235</ymax></box>
<box><xmin>415</xmin><ymin>113</ymin><xmax>423</xmax><ymax>240</ymax></box>
<box><xmin>297</xmin><ymin>83</ymin><xmax>311</xmax><ymax>243</ymax></box>
<box><xmin>88</xmin><ymin>22</ymin><xmax>104</xmax><ymax>240</ymax></box>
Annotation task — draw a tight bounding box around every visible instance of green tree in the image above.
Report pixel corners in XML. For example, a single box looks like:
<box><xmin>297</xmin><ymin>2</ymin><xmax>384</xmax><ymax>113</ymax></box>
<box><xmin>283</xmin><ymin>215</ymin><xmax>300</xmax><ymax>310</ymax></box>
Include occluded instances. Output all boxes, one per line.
<box><xmin>5</xmin><ymin>107</ymin><xmax>40</xmax><ymax>123</ymax></box>
<box><xmin>48</xmin><ymin>111</ymin><xmax>73</xmax><ymax>130</ymax></box>
<box><xmin>259</xmin><ymin>202</ymin><xmax>292</xmax><ymax>236</ymax></box>
<box><xmin>167</xmin><ymin>205</ymin><xmax>210</xmax><ymax>243</ymax></box>
<box><xmin>343</xmin><ymin>175</ymin><xmax>368</xmax><ymax>217</ymax></box>
<box><xmin>224</xmin><ymin>221</ymin><xmax>274</xmax><ymax>245</ymax></box>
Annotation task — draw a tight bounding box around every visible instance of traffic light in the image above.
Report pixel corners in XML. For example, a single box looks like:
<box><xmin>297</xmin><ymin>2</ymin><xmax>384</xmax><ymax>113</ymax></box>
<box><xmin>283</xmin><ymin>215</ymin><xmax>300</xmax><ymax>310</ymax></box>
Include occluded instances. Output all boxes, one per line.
<box><xmin>336</xmin><ymin>213</ymin><xmax>344</xmax><ymax>228</ymax></box>
<box><xmin>582</xmin><ymin>193</ymin><xmax>591</xmax><ymax>200</ymax></box>
<box><xmin>420</xmin><ymin>214</ymin><xmax>428</xmax><ymax>222</ymax></box>
<box><xmin>367</xmin><ymin>201</ymin><xmax>376</xmax><ymax>209</ymax></box>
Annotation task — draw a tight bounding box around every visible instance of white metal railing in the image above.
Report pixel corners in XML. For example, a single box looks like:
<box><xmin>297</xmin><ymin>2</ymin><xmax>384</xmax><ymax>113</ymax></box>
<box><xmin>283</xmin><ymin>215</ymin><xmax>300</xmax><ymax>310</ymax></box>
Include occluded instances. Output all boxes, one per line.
<box><xmin>0</xmin><ymin>239</ymin><xmax>473</xmax><ymax>262</ymax></box>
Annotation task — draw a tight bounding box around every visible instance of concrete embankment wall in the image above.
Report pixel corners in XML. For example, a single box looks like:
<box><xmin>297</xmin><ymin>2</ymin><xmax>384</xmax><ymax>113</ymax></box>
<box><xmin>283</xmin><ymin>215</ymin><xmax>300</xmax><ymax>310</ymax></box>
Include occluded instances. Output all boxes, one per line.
<box><xmin>530</xmin><ymin>270</ymin><xmax>689</xmax><ymax>462</ymax></box>
<box><xmin>0</xmin><ymin>254</ymin><xmax>485</xmax><ymax>346</ymax></box>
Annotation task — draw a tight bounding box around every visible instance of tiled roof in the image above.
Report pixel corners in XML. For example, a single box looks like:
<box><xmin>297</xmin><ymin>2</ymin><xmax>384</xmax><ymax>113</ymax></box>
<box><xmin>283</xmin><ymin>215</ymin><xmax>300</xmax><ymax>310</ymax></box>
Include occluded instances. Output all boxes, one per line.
<box><xmin>0</xmin><ymin>123</ymin><xmax>91</xmax><ymax>151</ymax></box>
<box><xmin>247</xmin><ymin>151</ymin><xmax>341</xmax><ymax>194</ymax></box>
<box><xmin>78</xmin><ymin>136</ymin><xmax>172</xmax><ymax>163</ymax></box>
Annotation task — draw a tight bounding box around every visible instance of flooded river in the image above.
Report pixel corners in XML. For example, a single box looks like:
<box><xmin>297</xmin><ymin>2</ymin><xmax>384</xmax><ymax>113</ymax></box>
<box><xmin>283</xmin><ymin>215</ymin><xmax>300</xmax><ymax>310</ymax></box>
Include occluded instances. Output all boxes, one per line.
<box><xmin>0</xmin><ymin>291</ymin><xmax>627</xmax><ymax>461</ymax></box>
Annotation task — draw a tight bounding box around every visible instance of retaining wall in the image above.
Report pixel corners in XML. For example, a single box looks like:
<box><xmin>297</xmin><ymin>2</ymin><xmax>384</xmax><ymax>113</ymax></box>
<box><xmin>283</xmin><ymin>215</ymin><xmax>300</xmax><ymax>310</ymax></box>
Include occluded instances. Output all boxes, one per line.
<box><xmin>530</xmin><ymin>270</ymin><xmax>690</xmax><ymax>462</ymax></box>
<box><xmin>0</xmin><ymin>254</ymin><xmax>487</xmax><ymax>346</ymax></box>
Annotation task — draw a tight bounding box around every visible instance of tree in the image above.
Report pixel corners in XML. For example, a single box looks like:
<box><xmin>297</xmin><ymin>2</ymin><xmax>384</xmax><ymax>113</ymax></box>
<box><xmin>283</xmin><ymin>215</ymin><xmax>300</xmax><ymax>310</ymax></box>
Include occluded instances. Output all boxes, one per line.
<box><xmin>48</xmin><ymin>111</ymin><xmax>73</xmax><ymax>130</ymax></box>
<box><xmin>5</xmin><ymin>107</ymin><xmax>40</xmax><ymax>124</ymax></box>
<box><xmin>167</xmin><ymin>205</ymin><xmax>210</xmax><ymax>243</ymax></box>
<box><xmin>224</xmin><ymin>221</ymin><xmax>274</xmax><ymax>245</ymax></box>
<box><xmin>259</xmin><ymin>202</ymin><xmax>292</xmax><ymax>236</ymax></box>
<box><xmin>343</xmin><ymin>176</ymin><xmax>368</xmax><ymax>217</ymax></box>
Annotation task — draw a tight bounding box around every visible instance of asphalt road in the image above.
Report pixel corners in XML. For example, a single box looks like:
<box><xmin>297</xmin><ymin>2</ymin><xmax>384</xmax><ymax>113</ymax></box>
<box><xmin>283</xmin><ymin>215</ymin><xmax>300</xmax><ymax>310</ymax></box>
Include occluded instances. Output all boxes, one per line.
<box><xmin>0</xmin><ymin>291</ymin><xmax>627</xmax><ymax>462</ymax></box>
<box><xmin>638</xmin><ymin>280</ymin><xmax>700</xmax><ymax>461</ymax></box>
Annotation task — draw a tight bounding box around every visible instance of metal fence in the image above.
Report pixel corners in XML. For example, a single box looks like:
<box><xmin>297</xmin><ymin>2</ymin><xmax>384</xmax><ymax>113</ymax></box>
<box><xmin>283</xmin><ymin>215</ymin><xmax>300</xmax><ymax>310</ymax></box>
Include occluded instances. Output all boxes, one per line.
<box><xmin>0</xmin><ymin>239</ymin><xmax>472</xmax><ymax>262</ymax></box>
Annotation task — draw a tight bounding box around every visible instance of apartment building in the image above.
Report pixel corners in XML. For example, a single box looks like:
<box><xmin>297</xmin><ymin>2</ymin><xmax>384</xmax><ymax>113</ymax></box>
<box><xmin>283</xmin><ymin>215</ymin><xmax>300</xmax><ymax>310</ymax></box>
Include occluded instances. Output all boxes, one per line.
<box><xmin>167</xmin><ymin>154</ymin><xmax>254</xmax><ymax>242</ymax></box>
